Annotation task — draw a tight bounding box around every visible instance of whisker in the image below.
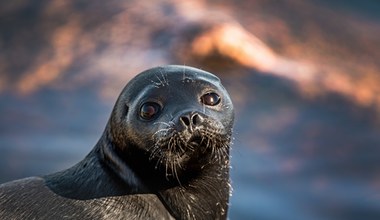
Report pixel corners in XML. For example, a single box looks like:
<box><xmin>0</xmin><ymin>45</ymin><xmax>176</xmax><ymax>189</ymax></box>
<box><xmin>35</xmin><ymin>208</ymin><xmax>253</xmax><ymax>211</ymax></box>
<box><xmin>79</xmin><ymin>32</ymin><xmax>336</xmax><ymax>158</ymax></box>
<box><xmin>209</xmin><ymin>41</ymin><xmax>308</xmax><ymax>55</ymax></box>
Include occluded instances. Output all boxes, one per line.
<box><xmin>153</xmin><ymin>121</ymin><xmax>172</xmax><ymax>127</ymax></box>
<box><xmin>152</xmin><ymin>128</ymin><xmax>171</xmax><ymax>137</ymax></box>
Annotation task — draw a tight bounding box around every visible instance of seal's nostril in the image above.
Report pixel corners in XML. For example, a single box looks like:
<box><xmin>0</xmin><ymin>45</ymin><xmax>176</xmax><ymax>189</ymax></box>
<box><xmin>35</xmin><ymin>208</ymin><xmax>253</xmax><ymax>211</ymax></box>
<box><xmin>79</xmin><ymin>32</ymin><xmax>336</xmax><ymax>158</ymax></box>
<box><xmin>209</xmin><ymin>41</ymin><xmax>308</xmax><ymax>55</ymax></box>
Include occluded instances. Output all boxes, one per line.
<box><xmin>180</xmin><ymin>112</ymin><xmax>203</xmax><ymax>129</ymax></box>
<box><xmin>191</xmin><ymin>114</ymin><xmax>203</xmax><ymax>126</ymax></box>
<box><xmin>192</xmin><ymin>114</ymin><xmax>198</xmax><ymax>125</ymax></box>
<box><xmin>180</xmin><ymin>116</ymin><xmax>190</xmax><ymax>126</ymax></box>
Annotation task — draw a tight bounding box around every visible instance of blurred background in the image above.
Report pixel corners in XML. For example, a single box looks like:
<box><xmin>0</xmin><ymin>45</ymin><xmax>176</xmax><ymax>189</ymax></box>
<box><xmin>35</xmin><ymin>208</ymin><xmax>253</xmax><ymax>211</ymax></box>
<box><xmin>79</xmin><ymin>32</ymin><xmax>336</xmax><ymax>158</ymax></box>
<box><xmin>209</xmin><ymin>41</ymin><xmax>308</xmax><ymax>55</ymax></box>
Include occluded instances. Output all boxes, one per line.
<box><xmin>1</xmin><ymin>0</ymin><xmax>380</xmax><ymax>219</ymax></box>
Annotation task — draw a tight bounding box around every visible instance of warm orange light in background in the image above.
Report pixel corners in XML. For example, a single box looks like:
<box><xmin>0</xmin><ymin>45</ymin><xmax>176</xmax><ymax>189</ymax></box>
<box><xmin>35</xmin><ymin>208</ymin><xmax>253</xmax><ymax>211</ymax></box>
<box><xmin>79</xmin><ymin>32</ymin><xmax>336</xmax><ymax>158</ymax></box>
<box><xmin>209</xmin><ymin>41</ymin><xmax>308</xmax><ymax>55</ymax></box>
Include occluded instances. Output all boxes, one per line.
<box><xmin>16</xmin><ymin>20</ymin><xmax>82</xmax><ymax>94</ymax></box>
<box><xmin>1</xmin><ymin>0</ymin><xmax>379</xmax><ymax>110</ymax></box>
<box><xmin>191</xmin><ymin>23</ymin><xmax>316</xmax><ymax>82</ymax></box>
<box><xmin>189</xmin><ymin>21</ymin><xmax>380</xmax><ymax>109</ymax></box>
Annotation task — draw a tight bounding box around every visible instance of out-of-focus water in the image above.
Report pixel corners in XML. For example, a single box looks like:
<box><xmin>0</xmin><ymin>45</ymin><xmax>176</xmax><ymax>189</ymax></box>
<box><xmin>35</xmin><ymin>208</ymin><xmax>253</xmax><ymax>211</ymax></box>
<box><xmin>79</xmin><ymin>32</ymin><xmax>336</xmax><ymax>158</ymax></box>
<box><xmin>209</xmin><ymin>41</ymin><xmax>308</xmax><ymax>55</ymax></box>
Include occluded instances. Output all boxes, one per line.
<box><xmin>1</xmin><ymin>0</ymin><xmax>380</xmax><ymax>219</ymax></box>
<box><xmin>224</xmin><ymin>73</ymin><xmax>380</xmax><ymax>219</ymax></box>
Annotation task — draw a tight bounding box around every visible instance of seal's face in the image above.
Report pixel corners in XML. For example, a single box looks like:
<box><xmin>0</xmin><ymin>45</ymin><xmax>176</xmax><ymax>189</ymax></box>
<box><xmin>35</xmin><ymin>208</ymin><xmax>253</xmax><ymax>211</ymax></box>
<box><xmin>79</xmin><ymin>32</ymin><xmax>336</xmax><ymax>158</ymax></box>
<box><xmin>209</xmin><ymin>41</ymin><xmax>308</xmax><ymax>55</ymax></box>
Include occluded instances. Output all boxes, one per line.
<box><xmin>110</xmin><ymin>66</ymin><xmax>234</xmax><ymax>180</ymax></box>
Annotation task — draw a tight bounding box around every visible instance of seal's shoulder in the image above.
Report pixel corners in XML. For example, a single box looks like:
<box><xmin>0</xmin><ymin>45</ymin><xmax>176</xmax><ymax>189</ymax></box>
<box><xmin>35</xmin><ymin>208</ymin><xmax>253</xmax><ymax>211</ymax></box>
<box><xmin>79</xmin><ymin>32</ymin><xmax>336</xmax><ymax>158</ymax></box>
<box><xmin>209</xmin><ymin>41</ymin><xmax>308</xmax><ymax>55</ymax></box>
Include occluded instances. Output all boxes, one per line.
<box><xmin>0</xmin><ymin>177</ymin><xmax>174</xmax><ymax>219</ymax></box>
<box><xmin>0</xmin><ymin>177</ymin><xmax>51</xmax><ymax>218</ymax></box>
<box><xmin>0</xmin><ymin>176</ymin><xmax>45</xmax><ymax>194</ymax></box>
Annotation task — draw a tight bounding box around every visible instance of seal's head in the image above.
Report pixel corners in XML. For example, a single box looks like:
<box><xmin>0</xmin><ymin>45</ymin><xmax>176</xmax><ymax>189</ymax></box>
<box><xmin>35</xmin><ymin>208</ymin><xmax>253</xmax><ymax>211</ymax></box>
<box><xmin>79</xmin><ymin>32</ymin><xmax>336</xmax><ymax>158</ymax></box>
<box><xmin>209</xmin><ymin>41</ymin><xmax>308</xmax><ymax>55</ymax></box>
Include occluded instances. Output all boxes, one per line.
<box><xmin>106</xmin><ymin>65</ymin><xmax>234</xmax><ymax>186</ymax></box>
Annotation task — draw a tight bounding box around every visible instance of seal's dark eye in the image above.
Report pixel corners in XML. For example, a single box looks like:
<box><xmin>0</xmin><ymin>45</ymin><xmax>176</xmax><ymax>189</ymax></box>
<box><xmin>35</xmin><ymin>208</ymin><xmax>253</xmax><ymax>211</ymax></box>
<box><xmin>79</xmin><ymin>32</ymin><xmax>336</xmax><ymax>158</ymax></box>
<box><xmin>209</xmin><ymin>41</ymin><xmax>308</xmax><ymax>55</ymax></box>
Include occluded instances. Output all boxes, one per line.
<box><xmin>201</xmin><ymin>92</ymin><xmax>221</xmax><ymax>106</ymax></box>
<box><xmin>140</xmin><ymin>102</ymin><xmax>161</xmax><ymax>120</ymax></box>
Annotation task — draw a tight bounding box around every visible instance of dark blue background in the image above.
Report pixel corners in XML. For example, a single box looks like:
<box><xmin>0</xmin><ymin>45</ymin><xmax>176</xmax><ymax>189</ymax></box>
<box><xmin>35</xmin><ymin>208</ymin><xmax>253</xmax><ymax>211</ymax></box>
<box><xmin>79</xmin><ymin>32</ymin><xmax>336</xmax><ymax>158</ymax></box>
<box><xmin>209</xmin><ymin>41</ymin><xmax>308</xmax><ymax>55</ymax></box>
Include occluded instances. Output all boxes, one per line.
<box><xmin>1</xmin><ymin>1</ymin><xmax>380</xmax><ymax>219</ymax></box>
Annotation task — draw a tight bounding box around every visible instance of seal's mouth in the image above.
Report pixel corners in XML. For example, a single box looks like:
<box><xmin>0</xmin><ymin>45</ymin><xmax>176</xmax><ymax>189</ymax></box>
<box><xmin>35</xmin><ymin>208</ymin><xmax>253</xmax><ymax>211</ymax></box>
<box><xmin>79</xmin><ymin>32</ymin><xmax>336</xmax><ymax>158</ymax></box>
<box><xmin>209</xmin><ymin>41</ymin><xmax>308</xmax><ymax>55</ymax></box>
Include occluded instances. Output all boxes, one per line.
<box><xmin>188</xmin><ymin>134</ymin><xmax>203</xmax><ymax>146</ymax></box>
<box><xmin>151</xmin><ymin>123</ymin><xmax>228</xmax><ymax>159</ymax></box>
<box><xmin>149</xmin><ymin>126</ymin><xmax>230</xmax><ymax>182</ymax></box>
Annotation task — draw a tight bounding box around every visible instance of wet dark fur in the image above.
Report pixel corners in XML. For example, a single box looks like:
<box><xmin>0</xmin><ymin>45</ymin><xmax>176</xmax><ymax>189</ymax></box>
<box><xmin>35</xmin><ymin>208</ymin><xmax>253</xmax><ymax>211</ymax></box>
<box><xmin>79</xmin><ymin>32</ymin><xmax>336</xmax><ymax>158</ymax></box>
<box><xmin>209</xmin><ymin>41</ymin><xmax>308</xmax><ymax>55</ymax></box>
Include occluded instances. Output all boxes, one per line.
<box><xmin>0</xmin><ymin>65</ymin><xmax>234</xmax><ymax>219</ymax></box>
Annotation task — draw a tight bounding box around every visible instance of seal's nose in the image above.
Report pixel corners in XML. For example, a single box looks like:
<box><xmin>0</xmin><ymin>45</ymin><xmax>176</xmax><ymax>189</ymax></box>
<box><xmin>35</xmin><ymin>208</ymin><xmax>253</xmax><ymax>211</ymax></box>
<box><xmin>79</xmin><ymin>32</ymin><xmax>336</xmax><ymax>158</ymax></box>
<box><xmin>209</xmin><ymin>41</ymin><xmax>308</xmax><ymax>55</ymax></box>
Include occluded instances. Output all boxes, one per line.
<box><xmin>179</xmin><ymin>112</ymin><xmax>204</xmax><ymax>132</ymax></box>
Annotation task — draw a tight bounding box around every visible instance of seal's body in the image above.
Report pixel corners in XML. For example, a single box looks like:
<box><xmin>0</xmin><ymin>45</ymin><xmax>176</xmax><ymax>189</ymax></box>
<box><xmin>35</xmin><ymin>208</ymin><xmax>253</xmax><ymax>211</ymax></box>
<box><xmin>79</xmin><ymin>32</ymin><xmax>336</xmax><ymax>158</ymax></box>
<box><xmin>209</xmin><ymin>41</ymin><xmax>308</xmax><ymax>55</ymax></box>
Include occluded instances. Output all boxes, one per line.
<box><xmin>0</xmin><ymin>65</ymin><xmax>234</xmax><ymax>220</ymax></box>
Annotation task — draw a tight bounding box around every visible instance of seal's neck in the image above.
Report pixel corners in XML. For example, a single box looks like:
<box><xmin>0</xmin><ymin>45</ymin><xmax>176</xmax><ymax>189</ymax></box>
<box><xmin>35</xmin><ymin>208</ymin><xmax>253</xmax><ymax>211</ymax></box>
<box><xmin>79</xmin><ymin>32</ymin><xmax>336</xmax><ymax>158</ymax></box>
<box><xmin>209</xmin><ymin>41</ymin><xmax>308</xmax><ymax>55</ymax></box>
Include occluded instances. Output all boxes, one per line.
<box><xmin>99</xmin><ymin>136</ymin><xmax>149</xmax><ymax>192</ymax></box>
<box><xmin>157</xmin><ymin>152</ymin><xmax>231</xmax><ymax>220</ymax></box>
<box><xmin>100</xmin><ymin>131</ymin><xmax>231</xmax><ymax>219</ymax></box>
<box><xmin>112</xmin><ymin>141</ymin><xmax>231</xmax><ymax>219</ymax></box>
<box><xmin>44</xmin><ymin>136</ymin><xmax>146</xmax><ymax>199</ymax></box>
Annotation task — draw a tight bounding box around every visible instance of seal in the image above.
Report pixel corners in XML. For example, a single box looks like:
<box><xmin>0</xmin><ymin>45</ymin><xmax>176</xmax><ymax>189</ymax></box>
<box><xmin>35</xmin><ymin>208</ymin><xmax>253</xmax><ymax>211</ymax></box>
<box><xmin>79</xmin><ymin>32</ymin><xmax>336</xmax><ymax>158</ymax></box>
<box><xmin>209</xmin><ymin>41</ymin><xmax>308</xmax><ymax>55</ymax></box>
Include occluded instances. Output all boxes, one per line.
<box><xmin>0</xmin><ymin>65</ymin><xmax>234</xmax><ymax>219</ymax></box>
